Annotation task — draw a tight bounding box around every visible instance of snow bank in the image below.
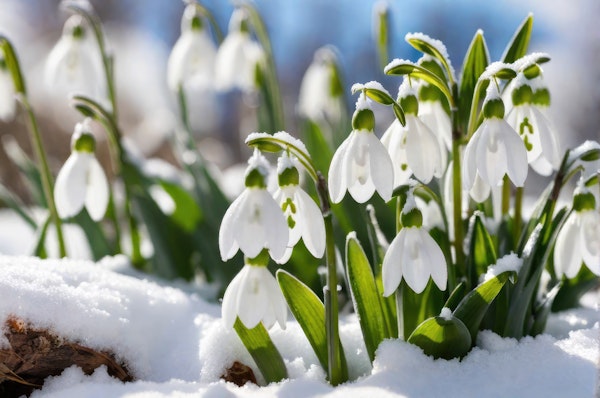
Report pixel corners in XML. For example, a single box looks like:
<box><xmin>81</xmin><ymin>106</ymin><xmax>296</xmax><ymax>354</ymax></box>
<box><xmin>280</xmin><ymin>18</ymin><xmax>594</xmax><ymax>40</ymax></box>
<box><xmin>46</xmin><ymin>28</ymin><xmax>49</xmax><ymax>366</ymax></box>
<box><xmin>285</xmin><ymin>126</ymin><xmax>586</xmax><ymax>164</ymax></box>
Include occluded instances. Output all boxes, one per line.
<box><xmin>0</xmin><ymin>255</ymin><xmax>596</xmax><ymax>397</ymax></box>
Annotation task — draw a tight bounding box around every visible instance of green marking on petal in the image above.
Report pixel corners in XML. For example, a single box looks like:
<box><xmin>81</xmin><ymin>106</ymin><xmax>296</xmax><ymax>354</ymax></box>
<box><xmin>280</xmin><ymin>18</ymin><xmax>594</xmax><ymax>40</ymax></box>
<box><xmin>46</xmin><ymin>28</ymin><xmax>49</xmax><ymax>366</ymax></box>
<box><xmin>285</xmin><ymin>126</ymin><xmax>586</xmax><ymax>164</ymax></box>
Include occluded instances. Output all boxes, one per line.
<box><xmin>287</xmin><ymin>215</ymin><xmax>296</xmax><ymax>229</ymax></box>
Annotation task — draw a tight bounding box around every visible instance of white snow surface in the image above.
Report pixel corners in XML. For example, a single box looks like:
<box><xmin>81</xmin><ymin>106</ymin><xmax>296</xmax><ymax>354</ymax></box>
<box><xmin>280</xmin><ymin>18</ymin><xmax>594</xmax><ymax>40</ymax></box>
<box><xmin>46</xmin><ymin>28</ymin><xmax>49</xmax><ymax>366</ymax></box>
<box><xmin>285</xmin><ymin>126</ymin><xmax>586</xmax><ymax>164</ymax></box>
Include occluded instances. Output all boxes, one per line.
<box><xmin>0</xmin><ymin>255</ymin><xmax>596</xmax><ymax>398</ymax></box>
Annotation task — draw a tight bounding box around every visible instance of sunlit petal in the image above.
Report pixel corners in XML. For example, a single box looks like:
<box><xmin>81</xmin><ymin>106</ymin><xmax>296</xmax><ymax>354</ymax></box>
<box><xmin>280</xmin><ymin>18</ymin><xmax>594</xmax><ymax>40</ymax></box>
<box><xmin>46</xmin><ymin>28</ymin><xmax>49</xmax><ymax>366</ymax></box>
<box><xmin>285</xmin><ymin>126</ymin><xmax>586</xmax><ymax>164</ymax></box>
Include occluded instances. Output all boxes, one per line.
<box><xmin>328</xmin><ymin>134</ymin><xmax>351</xmax><ymax>203</ymax></box>
<box><xmin>367</xmin><ymin>132</ymin><xmax>394</xmax><ymax>202</ymax></box>
<box><xmin>54</xmin><ymin>153</ymin><xmax>89</xmax><ymax>219</ymax></box>
<box><xmin>295</xmin><ymin>189</ymin><xmax>326</xmax><ymax>258</ymax></box>
<box><xmin>554</xmin><ymin>215</ymin><xmax>582</xmax><ymax>278</ymax></box>
<box><xmin>85</xmin><ymin>157</ymin><xmax>109</xmax><ymax>221</ymax></box>
<box><xmin>219</xmin><ymin>190</ymin><xmax>247</xmax><ymax>261</ymax></box>
<box><xmin>382</xmin><ymin>230</ymin><xmax>405</xmax><ymax>297</ymax></box>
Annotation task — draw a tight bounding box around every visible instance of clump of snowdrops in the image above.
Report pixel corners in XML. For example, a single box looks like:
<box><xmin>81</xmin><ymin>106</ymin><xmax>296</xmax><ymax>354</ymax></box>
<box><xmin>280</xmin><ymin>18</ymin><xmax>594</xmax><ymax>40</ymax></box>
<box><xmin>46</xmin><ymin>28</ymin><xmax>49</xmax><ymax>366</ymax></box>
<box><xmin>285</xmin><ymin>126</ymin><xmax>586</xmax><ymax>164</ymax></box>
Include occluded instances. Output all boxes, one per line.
<box><xmin>0</xmin><ymin>0</ymin><xmax>598</xmax><ymax>387</ymax></box>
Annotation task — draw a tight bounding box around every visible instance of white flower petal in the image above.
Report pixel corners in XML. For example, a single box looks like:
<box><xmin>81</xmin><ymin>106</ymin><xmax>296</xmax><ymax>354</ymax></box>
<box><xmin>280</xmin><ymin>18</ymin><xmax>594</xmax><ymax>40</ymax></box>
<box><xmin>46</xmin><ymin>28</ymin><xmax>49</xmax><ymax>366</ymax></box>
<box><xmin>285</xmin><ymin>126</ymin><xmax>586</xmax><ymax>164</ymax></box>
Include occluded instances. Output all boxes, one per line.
<box><xmin>502</xmin><ymin>122</ymin><xmax>529</xmax><ymax>187</ymax></box>
<box><xmin>346</xmin><ymin>131</ymin><xmax>376</xmax><ymax>203</ymax></box>
<box><xmin>167</xmin><ymin>30</ymin><xmax>216</xmax><ymax>91</ymax></box>
<box><xmin>366</xmin><ymin>132</ymin><xmax>394</xmax><ymax>202</ymax></box>
<box><xmin>221</xmin><ymin>266</ymin><xmax>246</xmax><ymax>328</ymax></box>
<box><xmin>237</xmin><ymin>189</ymin><xmax>269</xmax><ymax>259</ymax></box>
<box><xmin>259</xmin><ymin>190</ymin><xmax>289</xmax><ymax>260</ymax></box>
<box><xmin>531</xmin><ymin>107</ymin><xmax>561</xmax><ymax>171</ymax></box>
<box><xmin>236</xmin><ymin>266</ymin><xmax>269</xmax><ymax>329</ymax></box>
<box><xmin>54</xmin><ymin>153</ymin><xmax>90</xmax><ymax>219</ymax></box>
<box><xmin>219</xmin><ymin>190</ymin><xmax>247</xmax><ymax>261</ymax></box>
<box><xmin>420</xmin><ymin>229</ymin><xmax>447</xmax><ymax>291</ymax></box>
<box><xmin>382</xmin><ymin>230</ymin><xmax>406</xmax><ymax>297</ymax></box>
<box><xmin>400</xmin><ymin>228</ymin><xmax>430</xmax><ymax>294</ymax></box>
<box><xmin>553</xmin><ymin>215</ymin><xmax>582</xmax><ymax>278</ymax></box>
<box><xmin>581</xmin><ymin>211</ymin><xmax>600</xmax><ymax>275</ymax></box>
<box><xmin>328</xmin><ymin>134</ymin><xmax>351</xmax><ymax>203</ymax></box>
<box><xmin>84</xmin><ymin>156</ymin><xmax>109</xmax><ymax>221</ymax></box>
<box><xmin>462</xmin><ymin>127</ymin><xmax>481</xmax><ymax>191</ymax></box>
<box><xmin>476</xmin><ymin>120</ymin><xmax>509</xmax><ymax>187</ymax></box>
<box><xmin>469</xmin><ymin>172</ymin><xmax>491</xmax><ymax>203</ymax></box>
<box><xmin>419</xmin><ymin>100</ymin><xmax>452</xmax><ymax>150</ymax></box>
<box><xmin>263</xmin><ymin>268</ymin><xmax>287</xmax><ymax>329</ymax></box>
<box><xmin>382</xmin><ymin>119</ymin><xmax>412</xmax><ymax>187</ymax></box>
<box><xmin>405</xmin><ymin>116</ymin><xmax>444</xmax><ymax>183</ymax></box>
<box><xmin>295</xmin><ymin>188</ymin><xmax>326</xmax><ymax>258</ymax></box>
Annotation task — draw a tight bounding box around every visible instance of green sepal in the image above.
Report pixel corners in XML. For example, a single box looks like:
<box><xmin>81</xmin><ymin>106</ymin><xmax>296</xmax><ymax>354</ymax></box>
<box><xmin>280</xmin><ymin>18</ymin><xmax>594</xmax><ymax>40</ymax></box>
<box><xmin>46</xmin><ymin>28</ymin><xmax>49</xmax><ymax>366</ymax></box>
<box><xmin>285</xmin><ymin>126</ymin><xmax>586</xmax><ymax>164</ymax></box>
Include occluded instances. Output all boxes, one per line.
<box><xmin>392</xmin><ymin>102</ymin><xmax>406</xmax><ymax>126</ymax></box>
<box><xmin>233</xmin><ymin>318</ymin><xmax>288</xmax><ymax>384</ymax></box>
<box><xmin>351</xmin><ymin>85</ymin><xmax>395</xmax><ymax>106</ymax></box>
<box><xmin>276</xmin><ymin>270</ymin><xmax>348</xmax><ymax>382</ymax></box>
<box><xmin>352</xmin><ymin>108</ymin><xmax>375</xmax><ymax>131</ymax></box>
<box><xmin>453</xmin><ymin>269</ymin><xmax>516</xmax><ymax>342</ymax></box>
<box><xmin>407</xmin><ymin>313</ymin><xmax>472</xmax><ymax>359</ymax></box>
<box><xmin>458</xmin><ymin>30</ymin><xmax>489</xmax><ymax>132</ymax></box>
<box><xmin>345</xmin><ymin>234</ymin><xmax>390</xmax><ymax>362</ymax></box>
<box><xmin>501</xmin><ymin>14</ymin><xmax>533</xmax><ymax>63</ymax></box>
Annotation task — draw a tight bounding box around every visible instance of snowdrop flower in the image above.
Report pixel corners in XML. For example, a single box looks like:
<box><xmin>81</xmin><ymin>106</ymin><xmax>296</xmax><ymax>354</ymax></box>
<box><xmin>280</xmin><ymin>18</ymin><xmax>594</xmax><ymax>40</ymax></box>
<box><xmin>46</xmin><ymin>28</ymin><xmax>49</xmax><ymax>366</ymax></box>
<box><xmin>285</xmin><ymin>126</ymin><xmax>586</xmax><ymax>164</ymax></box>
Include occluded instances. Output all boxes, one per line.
<box><xmin>219</xmin><ymin>149</ymin><xmax>288</xmax><ymax>261</ymax></box>
<box><xmin>273</xmin><ymin>152</ymin><xmax>325</xmax><ymax>263</ymax></box>
<box><xmin>462</xmin><ymin>84</ymin><xmax>528</xmax><ymax>202</ymax></box>
<box><xmin>0</xmin><ymin>55</ymin><xmax>16</xmax><ymax>122</ymax></box>
<box><xmin>222</xmin><ymin>252</ymin><xmax>287</xmax><ymax>330</ymax></box>
<box><xmin>297</xmin><ymin>46</ymin><xmax>343</xmax><ymax>123</ymax></box>
<box><xmin>382</xmin><ymin>194</ymin><xmax>447</xmax><ymax>295</ymax></box>
<box><xmin>45</xmin><ymin>15</ymin><xmax>103</xmax><ymax>99</ymax></box>
<box><xmin>505</xmin><ymin>73</ymin><xmax>560</xmax><ymax>176</ymax></box>
<box><xmin>329</xmin><ymin>94</ymin><xmax>394</xmax><ymax>203</ymax></box>
<box><xmin>418</xmin><ymin>85</ymin><xmax>452</xmax><ymax>151</ymax></box>
<box><xmin>214</xmin><ymin>8</ymin><xmax>264</xmax><ymax>93</ymax></box>
<box><xmin>381</xmin><ymin>80</ymin><xmax>446</xmax><ymax>186</ymax></box>
<box><xmin>554</xmin><ymin>189</ymin><xmax>600</xmax><ymax>278</ymax></box>
<box><xmin>167</xmin><ymin>4</ymin><xmax>216</xmax><ymax>92</ymax></box>
<box><xmin>54</xmin><ymin>119</ymin><xmax>109</xmax><ymax>221</ymax></box>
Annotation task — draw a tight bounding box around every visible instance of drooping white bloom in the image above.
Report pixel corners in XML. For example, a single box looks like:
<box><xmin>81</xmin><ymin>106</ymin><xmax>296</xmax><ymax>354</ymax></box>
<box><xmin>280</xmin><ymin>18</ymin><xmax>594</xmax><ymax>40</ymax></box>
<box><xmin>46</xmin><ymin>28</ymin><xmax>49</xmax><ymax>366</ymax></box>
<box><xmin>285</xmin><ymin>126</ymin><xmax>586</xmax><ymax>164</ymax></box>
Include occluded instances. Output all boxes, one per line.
<box><xmin>462</xmin><ymin>85</ymin><xmax>528</xmax><ymax>202</ymax></box>
<box><xmin>297</xmin><ymin>46</ymin><xmax>343</xmax><ymax>123</ymax></box>
<box><xmin>329</xmin><ymin>95</ymin><xmax>394</xmax><ymax>203</ymax></box>
<box><xmin>382</xmin><ymin>81</ymin><xmax>446</xmax><ymax>186</ymax></box>
<box><xmin>54</xmin><ymin>119</ymin><xmax>109</xmax><ymax>221</ymax></box>
<box><xmin>214</xmin><ymin>8</ymin><xmax>264</xmax><ymax>93</ymax></box>
<box><xmin>419</xmin><ymin>99</ymin><xmax>452</xmax><ymax>150</ymax></box>
<box><xmin>222</xmin><ymin>264</ymin><xmax>287</xmax><ymax>330</ymax></box>
<box><xmin>505</xmin><ymin>75</ymin><xmax>560</xmax><ymax>176</ymax></box>
<box><xmin>0</xmin><ymin>55</ymin><xmax>16</xmax><ymax>122</ymax></box>
<box><xmin>45</xmin><ymin>15</ymin><xmax>104</xmax><ymax>99</ymax></box>
<box><xmin>167</xmin><ymin>4</ymin><xmax>216</xmax><ymax>92</ymax></box>
<box><xmin>219</xmin><ymin>150</ymin><xmax>288</xmax><ymax>261</ymax></box>
<box><xmin>382</xmin><ymin>226</ymin><xmax>447</xmax><ymax>295</ymax></box>
<box><xmin>554</xmin><ymin>190</ymin><xmax>600</xmax><ymax>279</ymax></box>
<box><xmin>273</xmin><ymin>152</ymin><xmax>325</xmax><ymax>263</ymax></box>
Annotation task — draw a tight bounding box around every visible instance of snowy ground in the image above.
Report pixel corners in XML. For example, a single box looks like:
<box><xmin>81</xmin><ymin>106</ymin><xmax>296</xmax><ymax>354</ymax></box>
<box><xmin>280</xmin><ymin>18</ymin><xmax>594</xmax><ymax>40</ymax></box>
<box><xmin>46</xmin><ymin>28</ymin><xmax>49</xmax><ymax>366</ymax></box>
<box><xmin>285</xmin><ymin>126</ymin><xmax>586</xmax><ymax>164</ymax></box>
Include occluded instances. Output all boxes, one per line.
<box><xmin>0</xmin><ymin>254</ymin><xmax>597</xmax><ymax>398</ymax></box>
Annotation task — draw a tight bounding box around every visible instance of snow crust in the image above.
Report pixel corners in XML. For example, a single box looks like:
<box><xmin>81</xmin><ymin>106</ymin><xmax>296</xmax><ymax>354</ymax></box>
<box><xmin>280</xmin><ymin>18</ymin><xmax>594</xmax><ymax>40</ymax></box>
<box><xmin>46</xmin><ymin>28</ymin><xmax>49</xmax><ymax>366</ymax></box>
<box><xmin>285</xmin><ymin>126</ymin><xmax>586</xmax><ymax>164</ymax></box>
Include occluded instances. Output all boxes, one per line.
<box><xmin>0</xmin><ymin>255</ymin><xmax>595</xmax><ymax>398</ymax></box>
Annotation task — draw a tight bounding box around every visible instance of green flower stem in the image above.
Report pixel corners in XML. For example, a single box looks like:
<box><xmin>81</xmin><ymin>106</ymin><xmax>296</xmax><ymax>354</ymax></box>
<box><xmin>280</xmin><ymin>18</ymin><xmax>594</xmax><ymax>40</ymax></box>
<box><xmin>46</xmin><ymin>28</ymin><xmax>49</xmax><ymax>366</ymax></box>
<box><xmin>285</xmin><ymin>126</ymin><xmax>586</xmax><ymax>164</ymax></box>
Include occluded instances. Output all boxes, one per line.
<box><xmin>316</xmin><ymin>172</ymin><xmax>343</xmax><ymax>386</ymax></box>
<box><xmin>514</xmin><ymin>186</ymin><xmax>523</xmax><ymax>238</ymax></box>
<box><xmin>19</xmin><ymin>95</ymin><xmax>67</xmax><ymax>257</ymax></box>
<box><xmin>0</xmin><ymin>36</ymin><xmax>67</xmax><ymax>257</ymax></box>
<box><xmin>451</xmin><ymin>134</ymin><xmax>465</xmax><ymax>274</ymax></box>
<box><xmin>501</xmin><ymin>175</ymin><xmax>510</xmax><ymax>217</ymax></box>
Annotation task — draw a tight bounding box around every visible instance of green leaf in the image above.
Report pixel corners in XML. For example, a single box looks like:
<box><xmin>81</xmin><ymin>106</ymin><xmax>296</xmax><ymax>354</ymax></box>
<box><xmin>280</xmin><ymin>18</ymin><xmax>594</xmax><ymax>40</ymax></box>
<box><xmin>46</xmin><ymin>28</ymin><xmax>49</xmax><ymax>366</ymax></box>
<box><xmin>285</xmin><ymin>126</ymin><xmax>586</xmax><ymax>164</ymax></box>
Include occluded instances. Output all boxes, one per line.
<box><xmin>406</xmin><ymin>35</ymin><xmax>453</xmax><ymax>84</ymax></box>
<box><xmin>501</xmin><ymin>14</ymin><xmax>533</xmax><ymax>64</ymax></box>
<box><xmin>233</xmin><ymin>318</ymin><xmax>288</xmax><ymax>383</ymax></box>
<box><xmin>345</xmin><ymin>234</ymin><xmax>389</xmax><ymax>362</ymax></box>
<box><xmin>407</xmin><ymin>313</ymin><xmax>472</xmax><ymax>359</ymax></box>
<box><xmin>392</xmin><ymin>102</ymin><xmax>406</xmax><ymax>126</ymax></box>
<box><xmin>0</xmin><ymin>183</ymin><xmax>36</xmax><ymax>228</ymax></box>
<box><xmin>276</xmin><ymin>270</ymin><xmax>347</xmax><ymax>380</ymax></box>
<box><xmin>32</xmin><ymin>215</ymin><xmax>51</xmax><ymax>259</ymax></box>
<box><xmin>2</xmin><ymin>135</ymin><xmax>46</xmax><ymax>207</ymax></box>
<box><xmin>466</xmin><ymin>212</ymin><xmax>497</xmax><ymax>287</ymax></box>
<box><xmin>399</xmin><ymin>280</ymin><xmax>445</xmax><ymax>339</ymax></box>
<box><xmin>0</xmin><ymin>36</ymin><xmax>26</xmax><ymax>94</ymax></box>
<box><xmin>530</xmin><ymin>283</ymin><xmax>561</xmax><ymax>336</ymax></box>
<box><xmin>443</xmin><ymin>282</ymin><xmax>467</xmax><ymax>311</ymax></box>
<box><xmin>458</xmin><ymin>30</ymin><xmax>489</xmax><ymax>132</ymax></box>
<box><xmin>71</xmin><ymin>209</ymin><xmax>113</xmax><ymax>261</ymax></box>
<box><xmin>454</xmin><ymin>270</ymin><xmax>515</xmax><ymax>341</ymax></box>
<box><xmin>159</xmin><ymin>181</ymin><xmax>202</xmax><ymax>232</ymax></box>
<box><xmin>552</xmin><ymin>267</ymin><xmax>599</xmax><ymax>312</ymax></box>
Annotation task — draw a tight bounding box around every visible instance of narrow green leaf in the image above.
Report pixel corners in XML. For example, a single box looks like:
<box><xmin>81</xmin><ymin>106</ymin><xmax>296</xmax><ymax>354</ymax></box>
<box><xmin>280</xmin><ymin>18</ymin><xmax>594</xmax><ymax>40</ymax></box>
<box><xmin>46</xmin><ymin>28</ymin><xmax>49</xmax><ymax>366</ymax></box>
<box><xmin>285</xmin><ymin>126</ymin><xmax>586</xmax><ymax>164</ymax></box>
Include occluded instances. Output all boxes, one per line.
<box><xmin>454</xmin><ymin>270</ymin><xmax>514</xmax><ymax>341</ymax></box>
<box><xmin>501</xmin><ymin>14</ymin><xmax>533</xmax><ymax>64</ymax></box>
<box><xmin>406</xmin><ymin>36</ymin><xmax>453</xmax><ymax>84</ymax></box>
<box><xmin>2</xmin><ymin>135</ymin><xmax>46</xmax><ymax>207</ymax></box>
<box><xmin>0</xmin><ymin>183</ymin><xmax>37</xmax><ymax>228</ymax></box>
<box><xmin>0</xmin><ymin>36</ymin><xmax>26</xmax><ymax>94</ymax></box>
<box><xmin>345</xmin><ymin>234</ymin><xmax>388</xmax><ymax>361</ymax></box>
<box><xmin>530</xmin><ymin>283</ymin><xmax>561</xmax><ymax>336</ymax></box>
<box><xmin>407</xmin><ymin>313</ymin><xmax>472</xmax><ymax>359</ymax></box>
<box><xmin>276</xmin><ymin>270</ymin><xmax>347</xmax><ymax>380</ymax></box>
<box><xmin>392</xmin><ymin>102</ymin><xmax>406</xmax><ymax>126</ymax></box>
<box><xmin>552</xmin><ymin>267</ymin><xmax>599</xmax><ymax>312</ymax></box>
<box><xmin>32</xmin><ymin>215</ymin><xmax>51</xmax><ymax>259</ymax></box>
<box><xmin>233</xmin><ymin>318</ymin><xmax>288</xmax><ymax>383</ymax></box>
<box><xmin>399</xmin><ymin>280</ymin><xmax>445</xmax><ymax>338</ymax></box>
<box><xmin>159</xmin><ymin>181</ymin><xmax>202</xmax><ymax>232</ymax></box>
<box><xmin>71</xmin><ymin>209</ymin><xmax>113</xmax><ymax>261</ymax></box>
<box><xmin>364</xmin><ymin>88</ymin><xmax>395</xmax><ymax>105</ymax></box>
<box><xmin>466</xmin><ymin>212</ymin><xmax>497</xmax><ymax>286</ymax></box>
<box><xmin>444</xmin><ymin>282</ymin><xmax>467</xmax><ymax>311</ymax></box>
<box><xmin>458</xmin><ymin>30</ymin><xmax>489</xmax><ymax>132</ymax></box>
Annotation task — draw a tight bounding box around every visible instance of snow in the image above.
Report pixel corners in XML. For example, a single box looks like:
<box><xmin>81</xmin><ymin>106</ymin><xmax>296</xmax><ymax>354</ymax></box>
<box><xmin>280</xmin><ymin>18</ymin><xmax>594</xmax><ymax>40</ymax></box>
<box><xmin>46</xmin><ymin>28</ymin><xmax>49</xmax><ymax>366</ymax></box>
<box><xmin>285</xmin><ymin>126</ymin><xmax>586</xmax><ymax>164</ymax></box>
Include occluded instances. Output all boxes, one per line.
<box><xmin>404</xmin><ymin>32</ymin><xmax>455</xmax><ymax>80</ymax></box>
<box><xmin>483</xmin><ymin>252</ymin><xmax>522</xmax><ymax>282</ymax></box>
<box><xmin>0</xmin><ymin>254</ymin><xmax>596</xmax><ymax>397</ymax></box>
